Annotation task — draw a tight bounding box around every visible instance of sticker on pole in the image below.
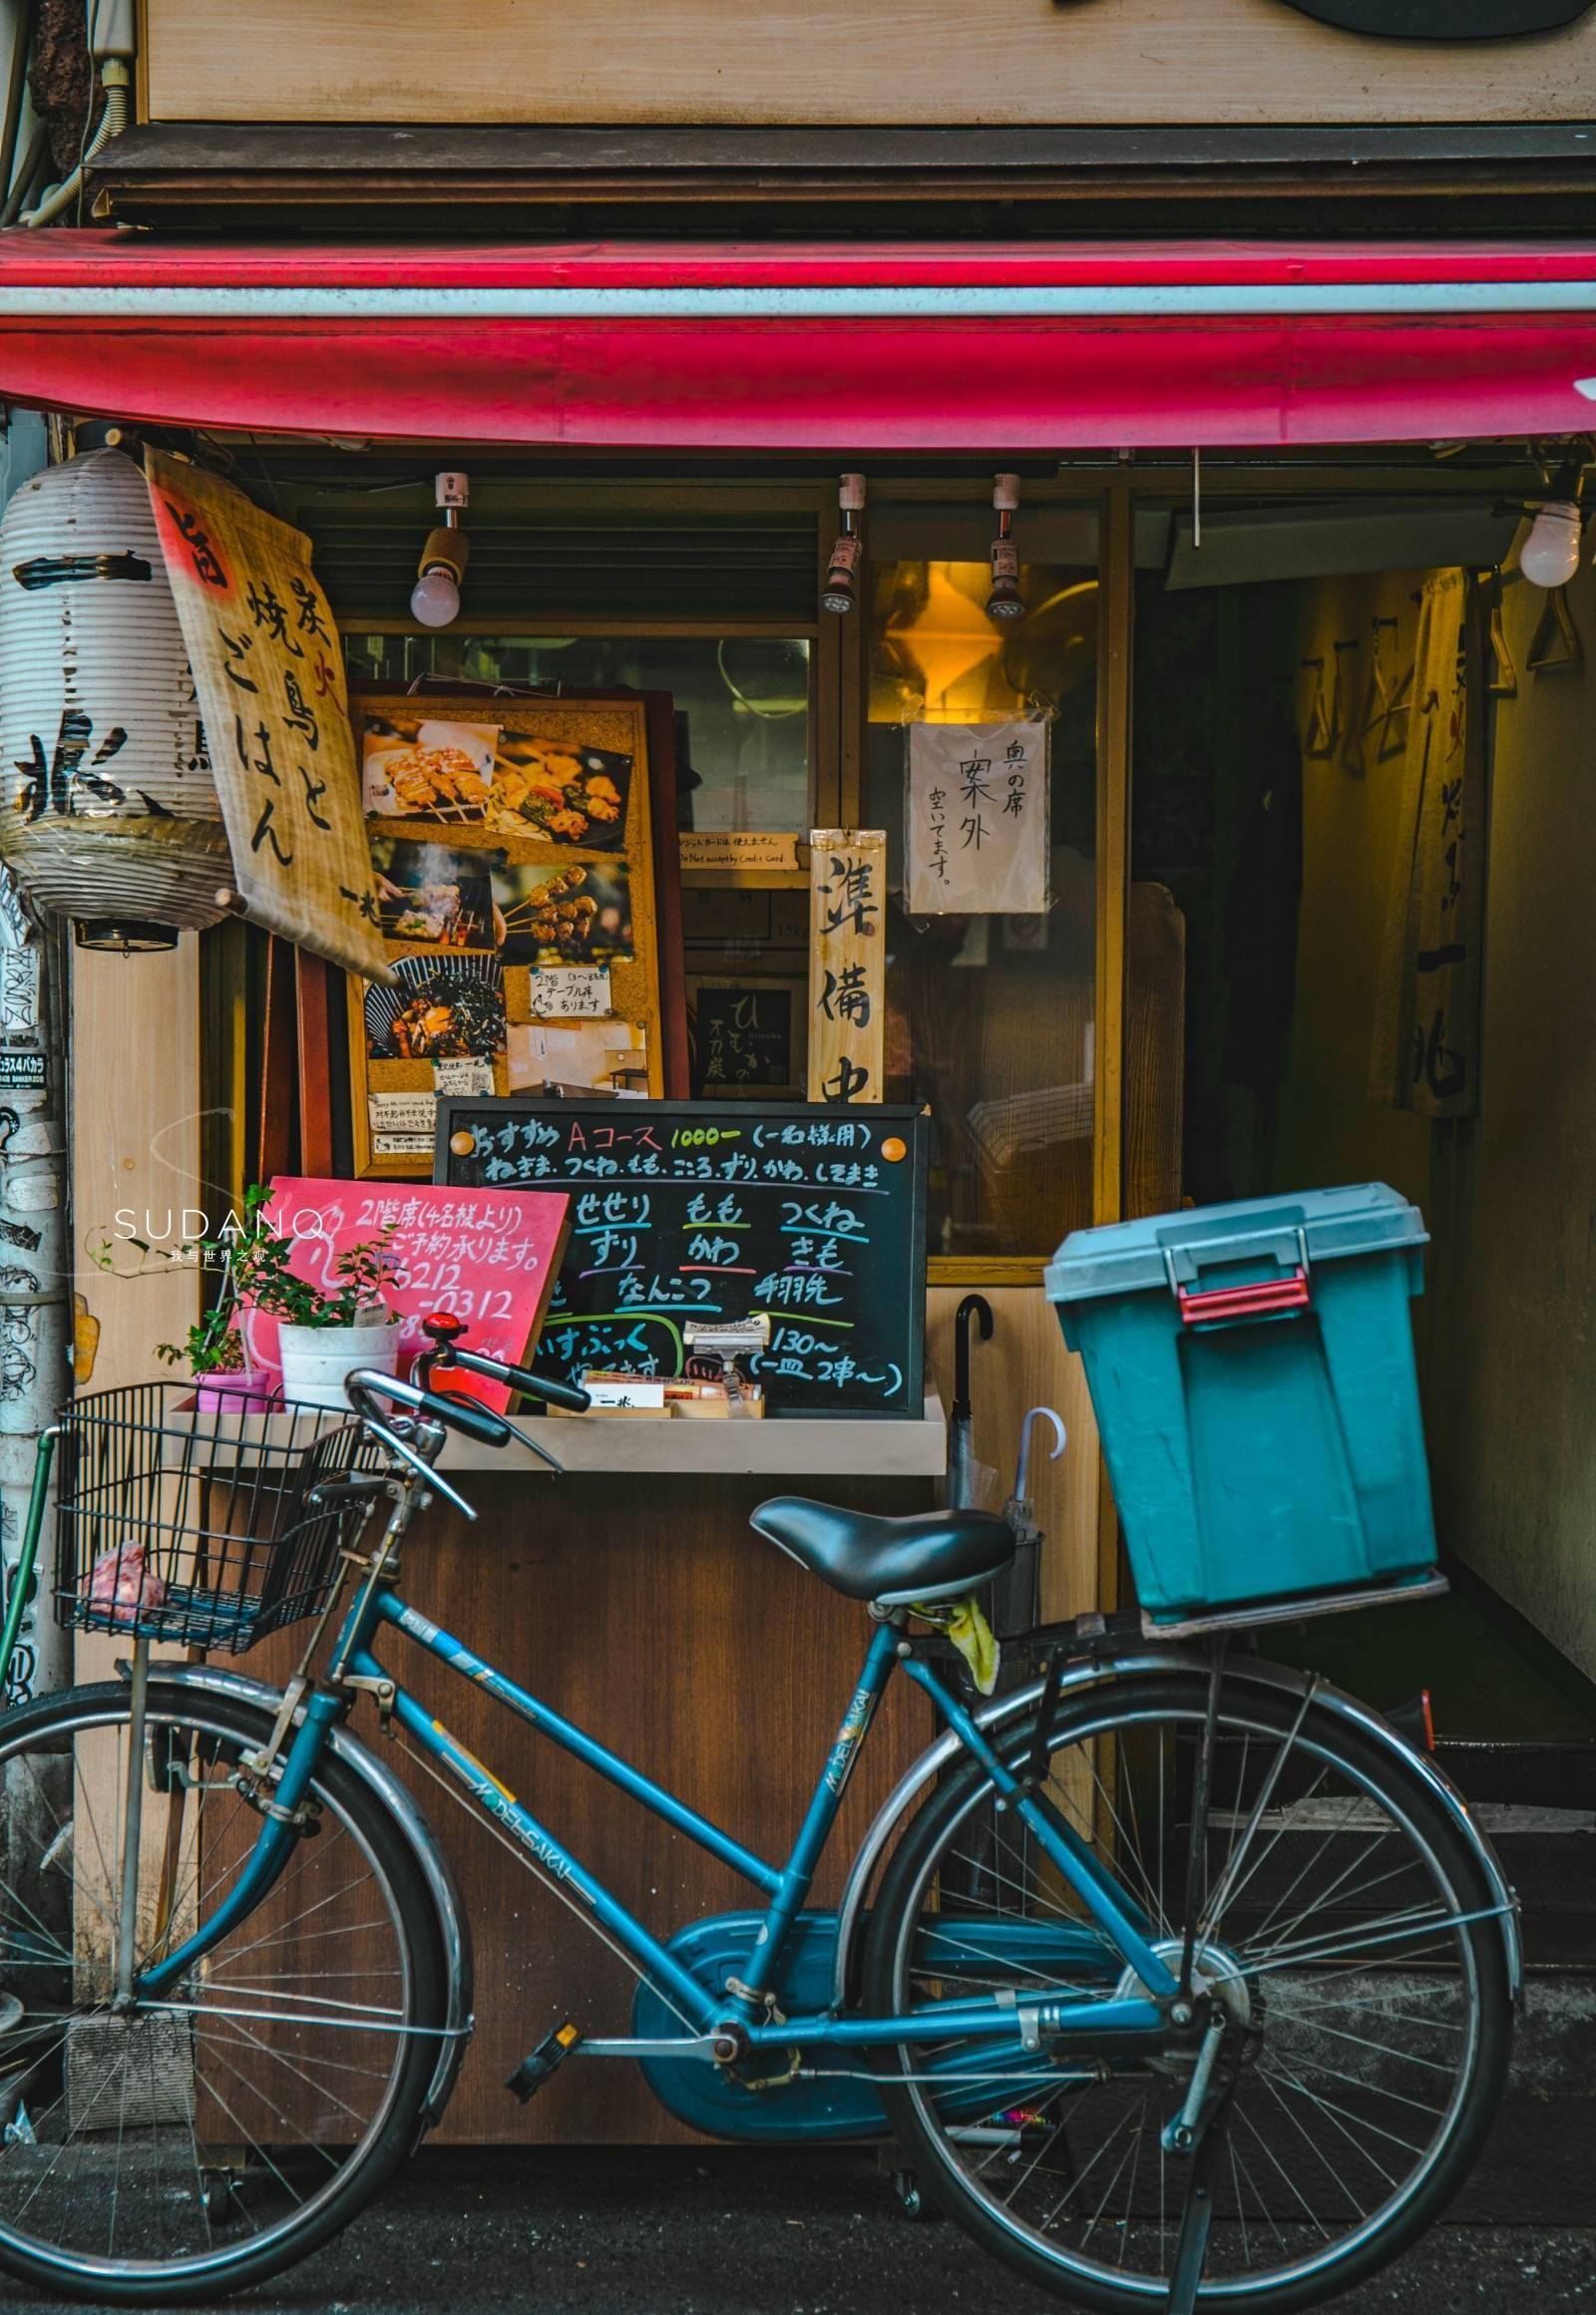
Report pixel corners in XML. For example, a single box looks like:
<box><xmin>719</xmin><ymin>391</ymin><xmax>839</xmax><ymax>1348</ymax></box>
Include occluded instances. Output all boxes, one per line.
<box><xmin>0</xmin><ymin>1048</ymin><xmax>46</xmax><ymax>1091</ymax></box>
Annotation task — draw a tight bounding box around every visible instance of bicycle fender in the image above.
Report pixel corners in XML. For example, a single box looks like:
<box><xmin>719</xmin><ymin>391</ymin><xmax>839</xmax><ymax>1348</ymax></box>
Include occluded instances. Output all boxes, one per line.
<box><xmin>831</xmin><ymin>1646</ymin><xmax>1522</xmax><ymax>2011</ymax></box>
<box><xmin>143</xmin><ymin>1662</ymin><xmax>476</xmax><ymax>2126</ymax></box>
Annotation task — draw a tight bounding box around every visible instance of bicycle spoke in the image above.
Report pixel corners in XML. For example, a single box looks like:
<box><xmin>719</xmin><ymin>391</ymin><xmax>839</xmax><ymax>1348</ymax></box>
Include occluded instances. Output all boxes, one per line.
<box><xmin>1267</xmin><ymin>2006</ymin><xmax>1458</xmax><ymax>2077</ymax></box>
<box><xmin>1261</xmin><ymin>2056</ymin><xmax>1404</xmax><ymax>2195</ymax></box>
<box><xmin>1231</xmin><ymin>2102</ymin><xmax>1333</xmax><ymax>2239</ymax></box>
<box><xmin>1255</xmin><ymin>2059</ymin><xmax>1430</xmax><ymax>2160</ymax></box>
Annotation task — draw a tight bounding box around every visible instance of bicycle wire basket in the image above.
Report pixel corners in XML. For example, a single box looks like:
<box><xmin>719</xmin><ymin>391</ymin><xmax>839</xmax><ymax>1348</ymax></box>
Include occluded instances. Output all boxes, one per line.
<box><xmin>54</xmin><ymin>1381</ymin><xmax>387</xmax><ymax>1654</ymax></box>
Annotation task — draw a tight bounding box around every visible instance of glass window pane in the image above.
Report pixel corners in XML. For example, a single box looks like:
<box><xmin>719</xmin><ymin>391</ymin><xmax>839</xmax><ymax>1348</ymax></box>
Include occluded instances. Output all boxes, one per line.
<box><xmin>343</xmin><ymin>631</ymin><xmax>812</xmax><ymax>833</ymax></box>
<box><xmin>864</xmin><ymin>559</ymin><xmax>1098</xmax><ymax>1260</ymax></box>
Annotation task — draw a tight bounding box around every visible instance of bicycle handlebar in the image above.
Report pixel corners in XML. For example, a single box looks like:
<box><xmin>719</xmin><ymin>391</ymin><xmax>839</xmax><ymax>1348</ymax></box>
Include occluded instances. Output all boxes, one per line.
<box><xmin>345</xmin><ymin>1366</ymin><xmax>513</xmax><ymax>1448</ymax></box>
<box><xmin>344</xmin><ymin>1361</ymin><xmax>572</xmax><ymax>1495</ymax></box>
<box><xmin>411</xmin><ymin>1314</ymin><xmax>593</xmax><ymax>1413</ymax></box>
<box><xmin>435</xmin><ymin>1343</ymin><xmax>593</xmax><ymax>1414</ymax></box>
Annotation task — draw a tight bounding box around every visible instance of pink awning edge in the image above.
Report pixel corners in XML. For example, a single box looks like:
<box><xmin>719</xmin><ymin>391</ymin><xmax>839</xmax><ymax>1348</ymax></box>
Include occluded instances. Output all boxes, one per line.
<box><xmin>0</xmin><ymin>230</ymin><xmax>1590</xmax><ymax>449</ymax></box>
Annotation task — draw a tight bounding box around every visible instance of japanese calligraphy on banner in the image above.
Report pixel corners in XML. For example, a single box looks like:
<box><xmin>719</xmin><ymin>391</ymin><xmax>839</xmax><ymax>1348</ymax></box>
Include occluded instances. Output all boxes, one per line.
<box><xmin>807</xmin><ymin>829</ymin><xmax>885</xmax><ymax>1105</ymax></box>
<box><xmin>905</xmin><ymin>719</ymin><xmax>1050</xmax><ymax>916</ymax></box>
<box><xmin>1370</xmin><ymin>570</ymin><xmax>1483</xmax><ymax>1118</ymax></box>
<box><xmin>143</xmin><ymin>450</ymin><xmax>391</xmax><ymax>982</ymax></box>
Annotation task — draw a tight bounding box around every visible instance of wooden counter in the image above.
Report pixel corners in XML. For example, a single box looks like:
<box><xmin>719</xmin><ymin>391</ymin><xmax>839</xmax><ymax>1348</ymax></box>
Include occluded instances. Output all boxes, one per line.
<box><xmin>438</xmin><ymin>1392</ymin><xmax>949</xmax><ymax>1477</ymax></box>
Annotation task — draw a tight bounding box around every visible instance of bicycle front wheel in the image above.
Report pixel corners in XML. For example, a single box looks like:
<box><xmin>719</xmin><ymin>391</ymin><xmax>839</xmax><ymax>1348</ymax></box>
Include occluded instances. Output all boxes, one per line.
<box><xmin>864</xmin><ymin>1671</ymin><xmax>1512</xmax><ymax>2314</ymax></box>
<box><xmin>0</xmin><ymin>1680</ymin><xmax>446</xmax><ymax>2304</ymax></box>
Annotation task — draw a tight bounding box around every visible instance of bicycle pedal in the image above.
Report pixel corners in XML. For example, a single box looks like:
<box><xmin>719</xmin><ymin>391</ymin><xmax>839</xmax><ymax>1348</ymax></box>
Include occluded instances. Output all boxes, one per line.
<box><xmin>506</xmin><ymin>2020</ymin><xmax>582</xmax><ymax>2103</ymax></box>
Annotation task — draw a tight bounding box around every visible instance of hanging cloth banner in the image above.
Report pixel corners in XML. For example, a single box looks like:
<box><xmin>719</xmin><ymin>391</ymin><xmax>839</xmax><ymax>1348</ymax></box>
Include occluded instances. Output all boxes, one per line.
<box><xmin>1369</xmin><ymin>569</ymin><xmax>1485</xmax><ymax>1117</ymax></box>
<box><xmin>905</xmin><ymin>720</ymin><xmax>1050</xmax><ymax>916</ymax></box>
<box><xmin>143</xmin><ymin>449</ymin><xmax>392</xmax><ymax>983</ymax></box>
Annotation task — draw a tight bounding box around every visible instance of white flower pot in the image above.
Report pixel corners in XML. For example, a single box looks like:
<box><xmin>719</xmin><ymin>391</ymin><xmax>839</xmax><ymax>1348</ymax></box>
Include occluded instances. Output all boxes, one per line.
<box><xmin>277</xmin><ymin>1314</ymin><xmax>399</xmax><ymax>1413</ymax></box>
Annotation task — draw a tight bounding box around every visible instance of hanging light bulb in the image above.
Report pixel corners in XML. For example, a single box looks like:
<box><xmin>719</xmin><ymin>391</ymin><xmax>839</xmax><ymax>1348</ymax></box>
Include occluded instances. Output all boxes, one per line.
<box><xmin>821</xmin><ymin>474</ymin><xmax>866</xmax><ymax>615</ymax></box>
<box><xmin>411</xmin><ymin>471</ymin><xmax>470</xmax><ymax>627</ymax></box>
<box><xmin>986</xmin><ymin>473</ymin><xmax>1024</xmax><ymax>622</ymax></box>
<box><xmin>1520</xmin><ymin>479</ymin><xmax>1584</xmax><ymax>590</ymax></box>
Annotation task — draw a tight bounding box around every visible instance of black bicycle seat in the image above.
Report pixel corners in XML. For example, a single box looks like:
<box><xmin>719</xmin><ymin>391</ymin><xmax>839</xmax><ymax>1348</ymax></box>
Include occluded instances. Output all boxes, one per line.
<box><xmin>750</xmin><ymin>1496</ymin><xmax>1015</xmax><ymax>1606</ymax></box>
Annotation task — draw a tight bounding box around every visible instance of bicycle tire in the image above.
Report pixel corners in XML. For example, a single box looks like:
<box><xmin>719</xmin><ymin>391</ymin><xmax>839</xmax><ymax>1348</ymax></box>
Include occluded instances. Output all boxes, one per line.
<box><xmin>862</xmin><ymin>1670</ymin><xmax>1512</xmax><ymax>2314</ymax></box>
<box><xmin>0</xmin><ymin>1680</ymin><xmax>446</xmax><ymax>2305</ymax></box>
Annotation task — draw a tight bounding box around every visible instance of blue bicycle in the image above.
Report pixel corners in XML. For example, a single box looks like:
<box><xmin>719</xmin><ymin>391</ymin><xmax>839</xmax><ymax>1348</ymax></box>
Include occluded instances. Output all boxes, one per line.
<box><xmin>0</xmin><ymin>1318</ymin><xmax>1516</xmax><ymax>2310</ymax></box>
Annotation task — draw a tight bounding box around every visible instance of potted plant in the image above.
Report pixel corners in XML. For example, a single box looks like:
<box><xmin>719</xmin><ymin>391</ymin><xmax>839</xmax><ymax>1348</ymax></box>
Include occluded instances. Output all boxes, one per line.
<box><xmin>221</xmin><ymin>1189</ymin><xmax>401</xmax><ymax>1412</ymax></box>
<box><xmin>156</xmin><ymin>1304</ymin><xmax>276</xmax><ymax>1412</ymax></box>
<box><xmin>91</xmin><ymin>1208</ymin><xmax>278</xmax><ymax>1409</ymax></box>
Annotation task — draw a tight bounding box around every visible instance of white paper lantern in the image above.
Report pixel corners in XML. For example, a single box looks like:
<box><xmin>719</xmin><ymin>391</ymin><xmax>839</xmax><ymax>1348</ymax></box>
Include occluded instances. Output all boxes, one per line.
<box><xmin>0</xmin><ymin>449</ymin><xmax>230</xmax><ymax>949</ymax></box>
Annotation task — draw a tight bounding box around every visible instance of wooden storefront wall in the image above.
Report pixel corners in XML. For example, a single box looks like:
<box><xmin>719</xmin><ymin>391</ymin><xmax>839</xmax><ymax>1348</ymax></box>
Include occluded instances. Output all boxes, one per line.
<box><xmin>141</xmin><ymin>0</ymin><xmax>1596</xmax><ymax>129</ymax></box>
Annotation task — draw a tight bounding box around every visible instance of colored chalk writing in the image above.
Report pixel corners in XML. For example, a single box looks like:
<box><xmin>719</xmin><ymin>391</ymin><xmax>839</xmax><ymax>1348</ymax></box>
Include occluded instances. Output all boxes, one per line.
<box><xmin>438</xmin><ymin>1100</ymin><xmax>928</xmax><ymax>1417</ymax></box>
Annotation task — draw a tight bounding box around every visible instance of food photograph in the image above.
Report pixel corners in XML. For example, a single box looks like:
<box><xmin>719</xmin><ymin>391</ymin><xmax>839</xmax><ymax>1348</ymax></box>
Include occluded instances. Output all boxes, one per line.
<box><xmin>486</xmin><ymin>734</ymin><xmax>632</xmax><ymax>848</ymax></box>
<box><xmin>369</xmin><ymin>836</ymin><xmax>501</xmax><ymax>948</ymax></box>
<box><xmin>361</xmin><ymin>715</ymin><xmax>499</xmax><ymax>821</ymax></box>
<box><xmin>363</xmin><ymin>951</ymin><xmax>508</xmax><ymax>1061</ymax></box>
<box><xmin>492</xmin><ymin>860</ymin><xmax>634</xmax><ymax>965</ymax></box>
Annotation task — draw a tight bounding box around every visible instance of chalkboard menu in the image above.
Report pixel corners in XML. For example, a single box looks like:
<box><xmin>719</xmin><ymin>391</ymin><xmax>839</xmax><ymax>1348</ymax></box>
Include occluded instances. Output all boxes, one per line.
<box><xmin>435</xmin><ymin>1099</ymin><xmax>929</xmax><ymax>1417</ymax></box>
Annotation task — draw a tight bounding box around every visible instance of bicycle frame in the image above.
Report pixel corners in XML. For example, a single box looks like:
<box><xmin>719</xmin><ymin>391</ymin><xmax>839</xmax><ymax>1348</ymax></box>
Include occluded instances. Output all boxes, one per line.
<box><xmin>136</xmin><ymin>1570</ymin><xmax>1178</xmax><ymax>2061</ymax></box>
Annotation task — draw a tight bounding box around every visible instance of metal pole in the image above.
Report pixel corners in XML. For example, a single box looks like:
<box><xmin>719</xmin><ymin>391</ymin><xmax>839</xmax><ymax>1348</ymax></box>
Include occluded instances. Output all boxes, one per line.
<box><xmin>0</xmin><ymin>868</ymin><xmax>70</xmax><ymax>1707</ymax></box>
<box><xmin>0</xmin><ymin>407</ymin><xmax>68</xmax><ymax>1710</ymax></box>
<box><xmin>0</xmin><ymin>1424</ymin><xmax>55</xmax><ymax>1699</ymax></box>
<box><xmin>115</xmin><ymin>1635</ymin><xmax>151</xmax><ymax>2004</ymax></box>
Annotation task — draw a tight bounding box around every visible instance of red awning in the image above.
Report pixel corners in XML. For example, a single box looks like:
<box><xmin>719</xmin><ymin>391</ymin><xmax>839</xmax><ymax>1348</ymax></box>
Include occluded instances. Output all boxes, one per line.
<box><xmin>0</xmin><ymin>231</ymin><xmax>1591</xmax><ymax>449</ymax></box>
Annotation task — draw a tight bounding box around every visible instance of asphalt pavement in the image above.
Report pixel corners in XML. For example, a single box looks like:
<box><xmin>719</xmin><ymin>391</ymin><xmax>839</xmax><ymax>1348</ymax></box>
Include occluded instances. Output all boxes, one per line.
<box><xmin>0</xmin><ymin>2121</ymin><xmax>1593</xmax><ymax>2315</ymax></box>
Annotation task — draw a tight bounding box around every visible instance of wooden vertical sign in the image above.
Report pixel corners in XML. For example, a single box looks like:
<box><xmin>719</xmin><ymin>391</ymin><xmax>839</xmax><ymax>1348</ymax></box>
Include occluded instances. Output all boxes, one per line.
<box><xmin>807</xmin><ymin>828</ymin><xmax>886</xmax><ymax>1103</ymax></box>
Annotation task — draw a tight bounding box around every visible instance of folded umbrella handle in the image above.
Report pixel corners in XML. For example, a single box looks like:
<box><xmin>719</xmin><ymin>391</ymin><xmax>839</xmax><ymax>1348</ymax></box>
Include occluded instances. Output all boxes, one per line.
<box><xmin>1013</xmin><ymin>1404</ymin><xmax>1066</xmax><ymax>1503</ymax></box>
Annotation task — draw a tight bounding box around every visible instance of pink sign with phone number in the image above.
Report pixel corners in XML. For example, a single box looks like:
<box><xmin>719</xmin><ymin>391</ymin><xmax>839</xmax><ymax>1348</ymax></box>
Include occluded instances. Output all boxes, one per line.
<box><xmin>241</xmin><ymin>1177</ymin><xmax>571</xmax><ymax>1411</ymax></box>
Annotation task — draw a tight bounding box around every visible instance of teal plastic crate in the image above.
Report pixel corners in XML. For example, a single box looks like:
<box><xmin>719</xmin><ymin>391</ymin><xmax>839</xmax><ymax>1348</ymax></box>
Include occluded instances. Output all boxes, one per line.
<box><xmin>1046</xmin><ymin>1185</ymin><xmax>1437</xmax><ymax>1627</ymax></box>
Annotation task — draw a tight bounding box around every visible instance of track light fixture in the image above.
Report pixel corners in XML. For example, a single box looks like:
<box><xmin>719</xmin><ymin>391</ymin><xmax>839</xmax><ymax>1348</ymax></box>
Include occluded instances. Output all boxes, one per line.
<box><xmin>986</xmin><ymin>473</ymin><xmax>1024</xmax><ymax>622</ymax></box>
<box><xmin>411</xmin><ymin>471</ymin><xmax>470</xmax><ymax>628</ymax></box>
<box><xmin>822</xmin><ymin>474</ymin><xmax>866</xmax><ymax>615</ymax></box>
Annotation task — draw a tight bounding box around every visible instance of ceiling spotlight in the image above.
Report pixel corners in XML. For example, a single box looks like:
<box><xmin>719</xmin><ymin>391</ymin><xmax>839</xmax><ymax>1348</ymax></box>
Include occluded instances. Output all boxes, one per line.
<box><xmin>986</xmin><ymin>473</ymin><xmax>1024</xmax><ymax>622</ymax></box>
<box><xmin>822</xmin><ymin>474</ymin><xmax>866</xmax><ymax>615</ymax></box>
<box><xmin>1520</xmin><ymin>466</ymin><xmax>1584</xmax><ymax>590</ymax></box>
<box><xmin>411</xmin><ymin>470</ymin><xmax>470</xmax><ymax>628</ymax></box>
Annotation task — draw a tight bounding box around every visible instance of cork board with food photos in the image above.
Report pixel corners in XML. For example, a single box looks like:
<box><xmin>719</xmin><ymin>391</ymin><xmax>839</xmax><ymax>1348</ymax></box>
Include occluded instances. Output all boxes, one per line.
<box><xmin>347</xmin><ymin>691</ymin><xmax>675</xmax><ymax>1179</ymax></box>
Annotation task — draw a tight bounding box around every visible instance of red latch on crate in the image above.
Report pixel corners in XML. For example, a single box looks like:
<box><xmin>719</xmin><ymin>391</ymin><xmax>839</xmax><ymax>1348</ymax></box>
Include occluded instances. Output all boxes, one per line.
<box><xmin>1176</xmin><ymin>1269</ymin><xmax>1312</xmax><ymax>1328</ymax></box>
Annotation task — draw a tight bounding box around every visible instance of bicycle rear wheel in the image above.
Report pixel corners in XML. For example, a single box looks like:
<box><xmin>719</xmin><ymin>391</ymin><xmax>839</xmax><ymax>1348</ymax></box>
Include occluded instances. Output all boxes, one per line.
<box><xmin>864</xmin><ymin>1671</ymin><xmax>1512</xmax><ymax>2313</ymax></box>
<box><xmin>0</xmin><ymin>1680</ymin><xmax>445</xmax><ymax>2304</ymax></box>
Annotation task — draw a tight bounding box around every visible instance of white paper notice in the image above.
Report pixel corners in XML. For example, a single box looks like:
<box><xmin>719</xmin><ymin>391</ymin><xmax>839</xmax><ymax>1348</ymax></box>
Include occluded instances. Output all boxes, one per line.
<box><xmin>0</xmin><ymin>948</ymin><xmax>40</xmax><ymax>1034</ymax></box>
<box><xmin>526</xmin><ymin>965</ymin><xmax>611</xmax><ymax>1019</ymax></box>
<box><xmin>678</xmin><ymin>832</ymin><xmax>802</xmax><ymax>874</ymax></box>
<box><xmin>434</xmin><ymin>1056</ymin><xmax>496</xmax><ymax>1097</ymax></box>
<box><xmin>905</xmin><ymin>720</ymin><xmax>1050</xmax><ymax>916</ymax></box>
<box><xmin>583</xmin><ymin>1374</ymin><xmax>667</xmax><ymax>1410</ymax></box>
<box><xmin>368</xmin><ymin>1092</ymin><xmax>435</xmax><ymax>1157</ymax></box>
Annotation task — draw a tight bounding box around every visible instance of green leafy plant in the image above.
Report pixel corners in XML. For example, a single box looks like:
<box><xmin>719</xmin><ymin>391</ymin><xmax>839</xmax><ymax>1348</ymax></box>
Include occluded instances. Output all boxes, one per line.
<box><xmin>156</xmin><ymin>1305</ymin><xmax>247</xmax><ymax>1377</ymax></box>
<box><xmin>215</xmin><ymin>1185</ymin><xmax>397</xmax><ymax>1333</ymax></box>
<box><xmin>123</xmin><ymin>1185</ymin><xmax>397</xmax><ymax>1373</ymax></box>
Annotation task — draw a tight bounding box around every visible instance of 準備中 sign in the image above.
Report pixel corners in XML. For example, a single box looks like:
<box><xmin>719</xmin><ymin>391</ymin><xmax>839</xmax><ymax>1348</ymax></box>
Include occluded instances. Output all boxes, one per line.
<box><xmin>807</xmin><ymin>829</ymin><xmax>886</xmax><ymax>1105</ymax></box>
